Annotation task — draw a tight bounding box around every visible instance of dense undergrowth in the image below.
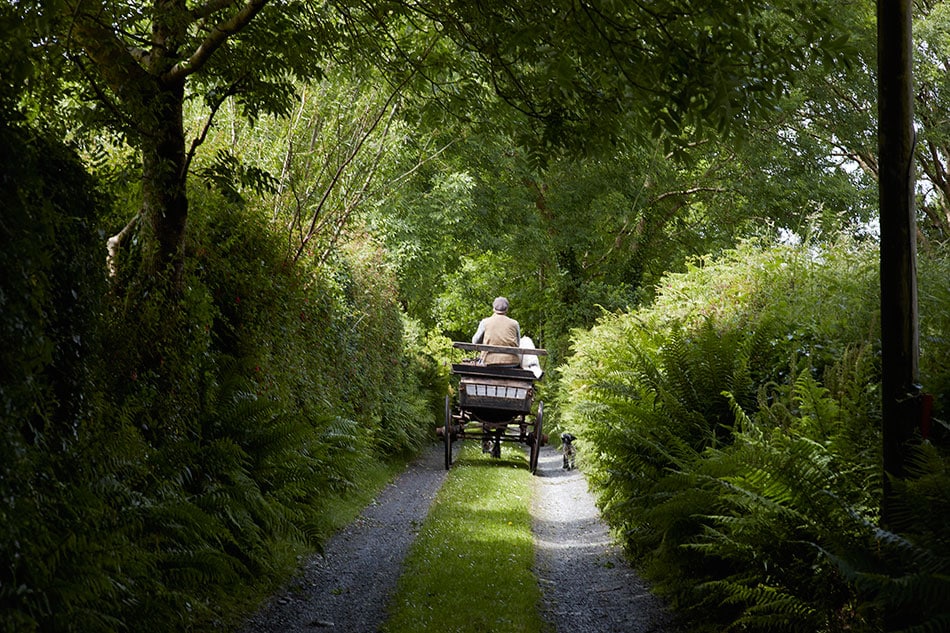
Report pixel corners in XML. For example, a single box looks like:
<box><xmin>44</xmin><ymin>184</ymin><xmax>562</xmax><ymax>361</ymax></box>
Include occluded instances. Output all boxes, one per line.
<box><xmin>0</xmin><ymin>122</ymin><xmax>446</xmax><ymax>632</ymax></box>
<box><xmin>560</xmin><ymin>237</ymin><xmax>950</xmax><ymax>632</ymax></box>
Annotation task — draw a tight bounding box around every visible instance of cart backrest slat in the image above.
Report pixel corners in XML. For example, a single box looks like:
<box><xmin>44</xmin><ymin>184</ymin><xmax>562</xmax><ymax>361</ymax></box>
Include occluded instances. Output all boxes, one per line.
<box><xmin>458</xmin><ymin>376</ymin><xmax>534</xmax><ymax>412</ymax></box>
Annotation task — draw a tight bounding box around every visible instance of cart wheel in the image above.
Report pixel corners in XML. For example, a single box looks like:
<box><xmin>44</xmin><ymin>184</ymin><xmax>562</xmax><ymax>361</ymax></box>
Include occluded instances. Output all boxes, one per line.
<box><xmin>529</xmin><ymin>401</ymin><xmax>543</xmax><ymax>474</ymax></box>
<box><xmin>444</xmin><ymin>394</ymin><xmax>453</xmax><ymax>470</ymax></box>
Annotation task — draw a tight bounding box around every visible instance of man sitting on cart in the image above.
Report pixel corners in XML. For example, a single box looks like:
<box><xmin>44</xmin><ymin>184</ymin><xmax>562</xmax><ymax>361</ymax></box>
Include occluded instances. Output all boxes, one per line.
<box><xmin>471</xmin><ymin>296</ymin><xmax>522</xmax><ymax>455</ymax></box>
<box><xmin>472</xmin><ymin>296</ymin><xmax>521</xmax><ymax>366</ymax></box>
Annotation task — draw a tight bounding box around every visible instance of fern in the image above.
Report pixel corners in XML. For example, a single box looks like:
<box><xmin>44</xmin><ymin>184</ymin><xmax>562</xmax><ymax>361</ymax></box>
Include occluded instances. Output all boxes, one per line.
<box><xmin>821</xmin><ymin>442</ymin><xmax>950</xmax><ymax>633</ymax></box>
<box><xmin>558</xmin><ymin>240</ymin><xmax>889</xmax><ymax>632</ymax></box>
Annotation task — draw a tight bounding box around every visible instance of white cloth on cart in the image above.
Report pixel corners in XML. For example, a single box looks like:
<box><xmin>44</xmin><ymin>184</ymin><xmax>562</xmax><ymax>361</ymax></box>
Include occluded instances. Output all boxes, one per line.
<box><xmin>520</xmin><ymin>336</ymin><xmax>543</xmax><ymax>378</ymax></box>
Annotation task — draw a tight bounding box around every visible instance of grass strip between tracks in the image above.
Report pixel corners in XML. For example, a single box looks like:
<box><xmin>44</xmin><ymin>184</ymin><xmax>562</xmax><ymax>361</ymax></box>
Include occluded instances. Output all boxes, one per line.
<box><xmin>382</xmin><ymin>442</ymin><xmax>544</xmax><ymax>633</ymax></box>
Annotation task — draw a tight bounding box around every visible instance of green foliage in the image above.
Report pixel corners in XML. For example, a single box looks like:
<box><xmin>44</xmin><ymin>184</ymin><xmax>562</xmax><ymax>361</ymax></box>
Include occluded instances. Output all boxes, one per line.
<box><xmin>684</xmin><ymin>368</ymin><xmax>881</xmax><ymax>632</ymax></box>
<box><xmin>0</xmin><ymin>120</ymin><xmax>112</xmax><ymax>632</ymax></box>
<box><xmin>0</xmin><ymin>121</ymin><xmax>107</xmax><ymax>436</ymax></box>
<box><xmin>558</xmin><ymin>236</ymin><xmax>950</xmax><ymax>632</ymax></box>
<box><xmin>0</xmin><ymin>3</ymin><xmax>36</xmax><ymax>118</ymax></box>
<box><xmin>919</xmin><ymin>243</ymin><xmax>950</xmax><ymax>432</ymax></box>
<box><xmin>4</xmin><ymin>2</ymin><xmax>916</xmax><ymax>632</ymax></box>
<box><xmin>1</xmin><ymin>126</ymin><xmax>444</xmax><ymax>630</ymax></box>
<box><xmin>383</xmin><ymin>93</ymin><xmax>878</xmax><ymax>375</ymax></box>
<box><xmin>372</xmin><ymin>169</ymin><xmax>480</xmax><ymax>324</ymax></box>
<box><xmin>197</xmin><ymin>149</ymin><xmax>280</xmax><ymax>205</ymax></box>
<box><xmin>855</xmin><ymin>443</ymin><xmax>950</xmax><ymax>633</ymax></box>
<box><xmin>434</xmin><ymin>253</ymin><xmax>519</xmax><ymax>340</ymax></box>
<box><xmin>376</xmin><ymin>317</ymin><xmax>450</xmax><ymax>457</ymax></box>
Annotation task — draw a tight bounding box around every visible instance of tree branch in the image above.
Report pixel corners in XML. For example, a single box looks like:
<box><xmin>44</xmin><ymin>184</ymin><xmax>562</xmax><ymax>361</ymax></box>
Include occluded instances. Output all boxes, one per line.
<box><xmin>293</xmin><ymin>71</ymin><xmax>416</xmax><ymax>263</ymax></box>
<box><xmin>106</xmin><ymin>213</ymin><xmax>141</xmax><ymax>278</ymax></box>
<box><xmin>166</xmin><ymin>0</ymin><xmax>268</xmax><ymax>82</ymax></box>
<box><xmin>191</xmin><ymin>0</ymin><xmax>239</xmax><ymax>21</ymax></box>
<box><xmin>65</xmin><ymin>0</ymin><xmax>154</xmax><ymax>103</ymax></box>
<box><xmin>316</xmin><ymin>98</ymin><xmax>399</xmax><ymax>266</ymax></box>
<box><xmin>183</xmin><ymin>76</ymin><xmax>246</xmax><ymax>178</ymax></box>
<box><xmin>651</xmin><ymin>186</ymin><xmax>726</xmax><ymax>203</ymax></box>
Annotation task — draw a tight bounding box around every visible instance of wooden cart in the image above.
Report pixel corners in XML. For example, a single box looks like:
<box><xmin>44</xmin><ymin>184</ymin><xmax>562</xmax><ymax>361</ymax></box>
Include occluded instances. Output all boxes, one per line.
<box><xmin>437</xmin><ymin>342</ymin><xmax>548</xmax><ymax>474</ymax></box>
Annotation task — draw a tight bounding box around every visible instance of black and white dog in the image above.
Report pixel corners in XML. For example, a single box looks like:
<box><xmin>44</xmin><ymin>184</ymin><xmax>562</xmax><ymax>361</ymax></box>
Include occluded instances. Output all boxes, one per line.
<box><xmin>561</xmin><ymin>432</ymin><xmax>576</xmax><ymax>470</ymax></box>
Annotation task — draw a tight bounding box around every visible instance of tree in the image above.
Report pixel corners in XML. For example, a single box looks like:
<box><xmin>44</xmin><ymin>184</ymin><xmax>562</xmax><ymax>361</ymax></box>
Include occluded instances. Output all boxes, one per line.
<box><xmin>27</xmin><ymin>0</ymin><xmax>858</xmax><ymax>289</ymax></box>
<box><xmin>44</xmin><ymin>1</ymin><xmax>333</xmax><ymax>284</ymax></box>
<box><xmin>413</xmin><ymin>0</ymin><xmax>853</xmax><ymax>149</ymax></box>
<box><xmin>912</xmin><ymin>1</ymin><xmax>950</xmax><ymax>241</ymax></box>
<box><xmin>777</xmin><ymin>0</ymin><xmax>950</xmax><ymax>243</ymax></box>
<box><xmin>877</xmin><ymin>0</ymin><xmax>921</xmax><ymax>545</ymax></box>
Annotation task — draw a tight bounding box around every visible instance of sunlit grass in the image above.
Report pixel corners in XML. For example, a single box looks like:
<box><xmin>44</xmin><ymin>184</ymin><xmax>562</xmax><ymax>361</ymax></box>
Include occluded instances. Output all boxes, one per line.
<box><xmin>382</xmin><ymin>443</ymin><xmax>544</xmax><ymax>633</ymax></box>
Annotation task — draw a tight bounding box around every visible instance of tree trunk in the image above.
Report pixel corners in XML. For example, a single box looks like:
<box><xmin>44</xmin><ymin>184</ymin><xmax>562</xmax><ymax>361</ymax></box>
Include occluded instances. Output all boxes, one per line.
<box><xmin>877</xmin><ymin>16</ymin><xmax>921</xmax><ymax>632</ymax></box>
<box><xmin>140</xmin><ymin>79</ymin><xmax>189</xmax><ymax>286</ymax></box>
<box><xmin>66</xmin><ymin>0</ymin><xmax>192</xmax><ymax>288</ymax></box>
<box><xmin>878</xmin><ymin>5</ymin><xmax>922</xmax><ymax>629</ymax></box>
<box><xmin>878</xmin><ymin>0</ymin><xmax>920</xmax><ymax>508</ymax></box>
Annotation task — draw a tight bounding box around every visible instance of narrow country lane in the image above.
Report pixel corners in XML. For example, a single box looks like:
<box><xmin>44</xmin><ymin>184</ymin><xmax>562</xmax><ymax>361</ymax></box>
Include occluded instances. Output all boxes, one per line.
<box><xmin>240</xmin><ymin>442</ymin><xmax>675</xmax><ymax>633</ymax></box>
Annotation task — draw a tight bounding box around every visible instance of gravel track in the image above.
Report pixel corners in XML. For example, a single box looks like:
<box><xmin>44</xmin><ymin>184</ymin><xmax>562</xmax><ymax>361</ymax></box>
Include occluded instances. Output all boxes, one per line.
<box><xmin>239</xmin><ymin>441</ymin><xmax>675</xmax><ymax>633</ymax></box>
<box><xmin>238</xmin><ymin>443</ymin><xmax>448</xmax><ymax>633</ymax></box>
<box><xmin>532</xmin><ymin>445</ymin><xmax>675</xmax><ymax>633</ymax></box>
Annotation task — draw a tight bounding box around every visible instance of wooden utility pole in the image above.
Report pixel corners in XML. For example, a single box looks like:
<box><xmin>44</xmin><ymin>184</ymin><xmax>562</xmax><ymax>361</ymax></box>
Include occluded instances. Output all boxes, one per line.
<box><xmin>877</xmin><ymin>0</ymin><xmax>920</xmax><ymax>528</ymax></box>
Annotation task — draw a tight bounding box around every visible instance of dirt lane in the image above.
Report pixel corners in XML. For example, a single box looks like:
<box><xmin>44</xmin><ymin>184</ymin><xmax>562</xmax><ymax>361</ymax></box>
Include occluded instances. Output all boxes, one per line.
<box><xmin>240</xmin><ymin>441</ymin><xmax>675</xmax><ymax>633</ymax></box>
